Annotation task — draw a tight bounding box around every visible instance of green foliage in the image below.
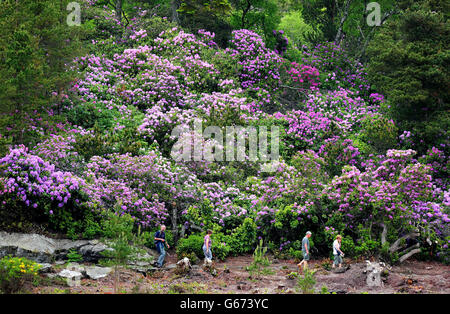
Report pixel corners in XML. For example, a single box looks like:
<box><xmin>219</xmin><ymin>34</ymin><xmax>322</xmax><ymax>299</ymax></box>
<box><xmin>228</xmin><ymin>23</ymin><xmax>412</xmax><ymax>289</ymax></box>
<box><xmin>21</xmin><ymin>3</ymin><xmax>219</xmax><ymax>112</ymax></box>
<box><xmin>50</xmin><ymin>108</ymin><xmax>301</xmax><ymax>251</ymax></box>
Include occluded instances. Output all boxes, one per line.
<box><xmin>176</xmin><ymin>220</ymin><xmax>256</xmax><ymax>261</ymax></box>
<box><xmin>66</xmin><ymin>249</ymin><xmax>83</xmax><ymax>263</ymax></box>
<box><xmin>354</xmin><ymin>225</ymin><xmax>381</xmax><ymax>258</ymax></box>
<box><xmin>0</xmin><ymin>180</ymin><xmax>102</xmax><ymax>239</ymax></box>
<box><xmin>186</xmin><ymin>200</ymin><xmax>217</xmax><ymax>231</ymax></box>
<box><xmin>0</xmin><ymin>0</ymin><xmax>85</xmax><ymax>149</ymax></box>
<box><xmin>179</xmin><ymin>0</ymin><xmax>233</xmax><ymax>47</ymax></box>
<box><xmin>274</xmin><ymin>205</ymin><xmax>301</xmax><ymax>231</ymax></box>
<box><xmin>230</xmin><ymin>0</ymin><xmax>281</xmax><ymax>46</ymax></box>
<box><xmin>100</xmin><ymin>211</ymin><xmax>146</xmax><ymax>267</ymax></box>
<box><xmin>287</xmin><ymin>248</ymin><xmax>304</xmax><ymax>262</ymax></box>
<box><xmin>226</xmin><ymin>217</ymin><xmax>258</xmax><ymax>255</ymax></box>
<box><xmin>246</xmin><ymin>239</ymin><xmax>274</xmax><ymax>278</ymax></box>
<box><xmin>296</xmin><ymin>268</ymin><xmax>316</xmax><ymax>294</ymax></box>
<box><xmin>340</xmin><ymin>236</ymin><xmax>356</xmax><ymax>258</ymax></box>
<box><xmin>47</xmin><ymin>194</ymin><xmax>103</xmax><ymax>240</ymax></box>
<box><xmin>367</xmin><ymin>0</ymin><xmax>450</xmax><ymax>153</ymax></box>
<box><xmin>176</xmin><ymin>234</ymin><xmax>205</xmax><ymax>260</ymax></box>
<box><xmin>278</xmin><ymin>10</ymin><xmax>321</xmax><ymax>48</ymax></box>
<box><xmin>357</xmin><ymin>114</ymin><xmax>398</xmax><ymax>155</ymax></box>
<box><xmin>319</xmin><ymin>285</ymin><xmax>331</xmax><ymax>294</ymax></box>
<box><xmin>0</xmin><ymin>256</ymin><xmax>41</xmax><ymax>294</ymax></box>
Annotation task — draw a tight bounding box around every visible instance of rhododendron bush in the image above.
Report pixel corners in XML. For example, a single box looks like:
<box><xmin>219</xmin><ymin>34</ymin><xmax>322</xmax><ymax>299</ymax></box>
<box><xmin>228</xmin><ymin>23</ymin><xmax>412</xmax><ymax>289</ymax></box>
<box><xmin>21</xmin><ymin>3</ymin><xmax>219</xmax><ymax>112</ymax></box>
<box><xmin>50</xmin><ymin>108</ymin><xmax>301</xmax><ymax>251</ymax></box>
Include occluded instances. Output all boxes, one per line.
<box><xmin>0</xmin><ymin>6</ymin><xmax>448</xmax><ymax>263</ymax></box>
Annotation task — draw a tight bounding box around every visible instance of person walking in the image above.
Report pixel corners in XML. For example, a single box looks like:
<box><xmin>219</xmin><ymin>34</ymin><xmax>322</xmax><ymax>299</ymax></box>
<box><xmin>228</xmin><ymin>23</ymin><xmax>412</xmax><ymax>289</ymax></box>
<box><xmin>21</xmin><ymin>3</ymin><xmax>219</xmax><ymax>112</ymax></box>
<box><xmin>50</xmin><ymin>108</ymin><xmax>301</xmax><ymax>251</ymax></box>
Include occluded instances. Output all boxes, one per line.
<box><xmin>297</xmin><ymin>231</ymin><xmax>312</xmax><ymax>273</ymax></box>
<box><xmin>332</xmin><ymin>235</ymin><xmax>344</xmax><ymax>269</ymax></box>
<box><xmin>154</xmin><ymin>225</ymin><xmax>170</xmax><ymax>268</ymax></box>
<box><xmin>203</xmin><ymin>229</ymin><xmax>213</xmax><ymax>262</ymax></box>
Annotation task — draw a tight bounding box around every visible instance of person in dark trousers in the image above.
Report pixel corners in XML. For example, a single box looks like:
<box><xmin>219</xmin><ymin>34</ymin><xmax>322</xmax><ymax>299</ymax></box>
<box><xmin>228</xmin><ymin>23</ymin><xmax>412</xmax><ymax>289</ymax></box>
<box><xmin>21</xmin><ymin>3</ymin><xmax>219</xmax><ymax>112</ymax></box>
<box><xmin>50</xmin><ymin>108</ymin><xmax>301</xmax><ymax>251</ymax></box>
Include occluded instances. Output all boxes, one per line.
<box><xmin>154</xmin><ymin>225</ymin><xmax>170</xmax><ymax>268</ymax></box>
<box><xmin>297</xmin><ymin>231</ymin><xmax>312</xmax><ymax>274</ymax></box>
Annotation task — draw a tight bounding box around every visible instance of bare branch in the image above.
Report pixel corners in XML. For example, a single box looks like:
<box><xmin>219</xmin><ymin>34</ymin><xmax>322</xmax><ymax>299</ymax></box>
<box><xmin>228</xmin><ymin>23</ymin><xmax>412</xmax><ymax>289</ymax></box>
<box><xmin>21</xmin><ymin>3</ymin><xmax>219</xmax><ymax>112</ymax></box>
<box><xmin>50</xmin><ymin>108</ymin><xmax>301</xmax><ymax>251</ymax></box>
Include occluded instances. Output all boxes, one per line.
<box><xmin>389</xmin><ymin>232</ymin><xmax>420</xmax><ymax>254</ymax></box>
<box><xmin>398</xmin><ymin>244</ymin><xmax>421</xmax><ymax>263</ymax></box>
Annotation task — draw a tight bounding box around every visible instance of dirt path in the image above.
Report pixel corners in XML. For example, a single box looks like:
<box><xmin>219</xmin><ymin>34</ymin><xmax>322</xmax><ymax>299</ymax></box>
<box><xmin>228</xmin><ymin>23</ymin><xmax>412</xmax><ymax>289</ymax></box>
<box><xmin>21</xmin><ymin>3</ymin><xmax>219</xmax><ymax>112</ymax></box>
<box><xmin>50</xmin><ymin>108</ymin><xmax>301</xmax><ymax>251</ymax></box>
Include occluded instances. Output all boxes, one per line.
<box><xmin>30</xmin><ymin>254</ymin><xmax>450</xmax><ymax>294</ymax></box>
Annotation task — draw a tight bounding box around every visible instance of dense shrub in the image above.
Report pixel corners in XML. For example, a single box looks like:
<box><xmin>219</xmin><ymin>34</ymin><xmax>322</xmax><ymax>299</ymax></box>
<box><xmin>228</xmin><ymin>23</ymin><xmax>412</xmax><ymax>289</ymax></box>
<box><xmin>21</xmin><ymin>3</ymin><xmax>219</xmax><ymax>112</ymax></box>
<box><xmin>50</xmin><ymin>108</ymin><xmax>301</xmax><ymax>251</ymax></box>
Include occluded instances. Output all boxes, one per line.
<box><xmin>226</xmin><ymin>29</ymin><xmax>283</xmax><ymax>90</ymax></box>
<box><xmin>302</xmin><ymin>42</ymin><xmax>370</xmax><ymax>94</ymax></box>
<box><xmin>176</xmin><ymin>234</ymin><xmax>205</xmax><ymax>260</ymax></box>
<box><xmin>357</xmin><ymin>114</ymin><xmax>398</xmax><ymax>155</ymax></box>
<box><xmin>0</xmin><ymin>256</ymin><xmax>40</xmax><ymax>293</ymax></box>
<box><xmin>0</xmin><ymin>145</ymin><xmax>101</xmax><ymax>238</ymax></box>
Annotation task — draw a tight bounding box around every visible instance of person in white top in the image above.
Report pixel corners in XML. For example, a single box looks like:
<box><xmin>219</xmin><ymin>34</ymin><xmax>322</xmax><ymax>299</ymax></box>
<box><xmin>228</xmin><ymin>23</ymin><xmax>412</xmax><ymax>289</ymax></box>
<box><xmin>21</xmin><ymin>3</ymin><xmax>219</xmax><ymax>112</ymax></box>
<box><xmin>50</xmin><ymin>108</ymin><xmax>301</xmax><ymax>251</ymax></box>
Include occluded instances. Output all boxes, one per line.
<box><xmin>332</xmin><ymin>235</ymin><xmax>344</xmax><ymax>268</ymax></box>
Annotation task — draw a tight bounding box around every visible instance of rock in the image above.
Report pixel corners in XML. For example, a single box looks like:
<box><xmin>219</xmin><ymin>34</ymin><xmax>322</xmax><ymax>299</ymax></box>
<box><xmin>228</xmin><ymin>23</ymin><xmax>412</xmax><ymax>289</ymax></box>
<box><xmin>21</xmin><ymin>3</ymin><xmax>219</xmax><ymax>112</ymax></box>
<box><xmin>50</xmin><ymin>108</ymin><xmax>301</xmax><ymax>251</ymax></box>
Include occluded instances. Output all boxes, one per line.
<box><xmin>66</xmin><ymin>262</ymin><xmax>85</xmax><ymax>273</ymax></box>
<box><xmin>127</xmin><ymin>252</ymin><xmax>155</xmax><ymax>268</ymax></box>
<box><xmin>38</xmin><ymin>263</ymin><xmax>53</xmax><ymax>273</ymax></box>
<box><xmin>78</xmin><ymin>243</ymin><xmax>110</xmax><ymax>263</ymax></box>
<box><xmin>164</xmin><ymin>264</ymin><xmax>177</xmax><ymax>270</ymax></box>
<box><xmin>129</xmin><ymin>265</ymin><xmax>158</xmax><ymax>276</ymax></box>
<box><xmin>58</xmin><ymin>269</ymin><xmax>82</xmax><ymax>287</ymax></box>
<box><xmin>0</xmin><ymin>232</ymin><xmax>111</xmax><ymax>263</ymax></box>
<box><xmin>141</xmin><ymin>247</ymin><xmax>159</xmax><ymax>258</ymax></box>
<box><xmin>55</xmin><ymin>239</ymin><xmax>90</xmax><ymax>258</ymax></box>
<box><xmin>59</xmin><ymin>269</ymin><xmax>82</xmax><ymax>278</ymax></box>
<box><xmin>0</xmin><ymin>232</ymin><xmax>58</xmax><ymax>263</ymax></box>
<box><xmin>85</xmin><ymin>266</ymin><xmax>112</xmax><ymax>280</ymax></box>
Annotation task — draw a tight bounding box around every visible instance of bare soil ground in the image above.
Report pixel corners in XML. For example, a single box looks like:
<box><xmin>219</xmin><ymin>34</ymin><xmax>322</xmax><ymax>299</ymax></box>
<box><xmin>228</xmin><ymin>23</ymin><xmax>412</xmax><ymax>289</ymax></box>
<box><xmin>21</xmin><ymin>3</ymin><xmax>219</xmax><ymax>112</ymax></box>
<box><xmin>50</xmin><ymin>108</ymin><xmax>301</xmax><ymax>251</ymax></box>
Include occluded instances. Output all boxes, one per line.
<box><xmin>28</xmin><ymin>253</ymin><xmax>450</xmax><ymax>294</ymax></box>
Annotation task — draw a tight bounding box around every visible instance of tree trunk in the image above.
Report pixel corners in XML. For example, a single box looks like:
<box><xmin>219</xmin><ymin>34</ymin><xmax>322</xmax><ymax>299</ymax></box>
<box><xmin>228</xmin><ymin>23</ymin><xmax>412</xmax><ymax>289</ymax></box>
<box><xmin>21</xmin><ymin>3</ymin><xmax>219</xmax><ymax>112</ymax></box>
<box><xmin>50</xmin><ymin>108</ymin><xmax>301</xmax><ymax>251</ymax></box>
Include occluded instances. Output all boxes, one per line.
<box><xmin>172</xmin><ymin>202</ymin><xmax>179</xmax><ymax>244</ymax></box>
<box><xmin>381</xmin><ymin>224</ymin><xmax>388</xmax><ymax>246</ymax></box>
<box><xmin>115</xmin><ymin>0</ymin><xmax>123</xmax><ymax>23</ymax></box>
<box><xmin>242</xmin><ymin>0</ymin><xmax>252</xmax><ymax>29</ymax></box>
<box><xmin>334</xmin><ymin>0</ymin><xmax>352</xmax><ymax>44</ymax></box>
<box><xmin>171</xmin><ymin>0</ymin><xmax>180</xmax><ymax>24</ymax></box>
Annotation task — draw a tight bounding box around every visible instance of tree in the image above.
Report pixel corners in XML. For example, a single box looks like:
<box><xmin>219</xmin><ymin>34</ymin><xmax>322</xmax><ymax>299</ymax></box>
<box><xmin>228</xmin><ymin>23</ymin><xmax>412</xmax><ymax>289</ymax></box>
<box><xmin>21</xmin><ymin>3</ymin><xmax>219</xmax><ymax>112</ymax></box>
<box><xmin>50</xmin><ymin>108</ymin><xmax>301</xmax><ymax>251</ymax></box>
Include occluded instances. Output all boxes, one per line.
<box><xmin>101</xmin><ymin>212</ymin><xmax>146</xmax><ymax>294</ymax></box>
<box><xmin>178</xmin><ymin>0</ymin><xmax>233</xmax><ymax>47</ymax></box>
<box><xmin>277</xmin><ymin>10</ymin><xmax>321</xmax><ymax>48</ymax></box>
<box><xmin>367</xmin><ymin>0</ymin><xmax>450</xmax><ymax>154</ymax></box>
<box><xmin>0</xmin><ymin>0</ymin><xmax>84</xmax><ymax>153</ymax></box>
<box><xmin>300</xmin><ymin>0</ymin><xmax>398</xmax><ymax>57</ymax></box>
<box><xmin>230</xmin><ymin>0</ymin><xmax>281</xmax><ymax>46</ymax></box>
